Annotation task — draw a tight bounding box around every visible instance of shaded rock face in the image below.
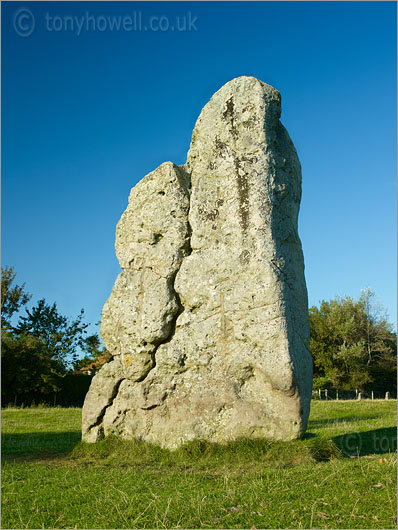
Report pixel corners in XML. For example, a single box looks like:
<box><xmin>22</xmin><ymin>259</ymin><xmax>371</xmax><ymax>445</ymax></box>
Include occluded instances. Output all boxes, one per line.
<box><xmin>82</xmin><ymin>77</ymin><xmax>313</xmax><ymax>447</ymax></box>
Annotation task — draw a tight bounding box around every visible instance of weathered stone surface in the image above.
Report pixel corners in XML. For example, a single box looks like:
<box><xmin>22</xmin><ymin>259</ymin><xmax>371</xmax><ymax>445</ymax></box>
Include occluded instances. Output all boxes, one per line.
<box><xmin>82</xmin><ymin>76</ymin><xmax>313</xmax><ymax>448</ymax></box>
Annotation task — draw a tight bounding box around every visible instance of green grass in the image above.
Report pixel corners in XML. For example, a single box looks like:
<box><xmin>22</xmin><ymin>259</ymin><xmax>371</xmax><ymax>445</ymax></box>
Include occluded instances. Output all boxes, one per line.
<box><xmin>2</xmin><ymin>401</ymin><xmax>397</xmax><ymax>529</ymax></box>
<box><xmin>1</xmin><ymin>406</ymin><xmax>82</xmax><ymax>457</ymax></box>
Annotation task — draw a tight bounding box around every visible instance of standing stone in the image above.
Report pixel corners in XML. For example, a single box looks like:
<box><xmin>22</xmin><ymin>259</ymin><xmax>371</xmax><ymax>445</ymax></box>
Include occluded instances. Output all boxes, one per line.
<box><xmin>82</xmin><ymin>76</ymin><xmax>313</xmax><ymax>448</ymax></box>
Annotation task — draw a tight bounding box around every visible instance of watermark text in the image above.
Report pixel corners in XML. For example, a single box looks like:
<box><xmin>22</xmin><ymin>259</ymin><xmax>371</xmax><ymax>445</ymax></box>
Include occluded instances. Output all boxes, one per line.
<box><xmin>14</xmin><ymin>9</ymin><xmax>199</xmax><ymax>37</ymax></box>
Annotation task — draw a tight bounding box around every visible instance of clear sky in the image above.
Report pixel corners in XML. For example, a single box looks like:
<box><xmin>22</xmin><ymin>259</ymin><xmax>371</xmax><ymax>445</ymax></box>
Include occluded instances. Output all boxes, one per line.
<box><xmin>2</xmin><ymin>1</ymin><xmax>397</xmax><ymax>337</ymax></box>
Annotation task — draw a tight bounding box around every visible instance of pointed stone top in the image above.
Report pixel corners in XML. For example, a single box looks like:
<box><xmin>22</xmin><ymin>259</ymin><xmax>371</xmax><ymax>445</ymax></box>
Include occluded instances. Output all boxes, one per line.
<box><xmin>206</xmin><ymin>76</ymin><xmax>281</xmax><ymax>108</ymax></box>
<box><xmin>220</xmin><ymin>75</ymin><xmax>279</xmax><ymax>92</ymax></box>
<box><xmin>187</xmin><ymin>76</ymin><xmax>282</xmax><ymax>172</ymax></box>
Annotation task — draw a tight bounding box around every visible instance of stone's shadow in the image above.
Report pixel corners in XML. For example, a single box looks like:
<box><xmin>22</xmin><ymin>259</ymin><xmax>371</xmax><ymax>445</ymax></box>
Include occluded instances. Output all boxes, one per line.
<box><xmin>333</xmin><ymin>427</ymin><xmax>397</xmax><ymax>457</ymax></box>
<box><xmin>302</xmin><ymin>431</ymin><xmax>316</xmax><ymax>439</ymax></box>
<box><xmin>309</xmin><ymin>415</ymin><xmax>379</xmax><ymax>427</ymax></box>
<box><xmin>1</xmin><ymin>431</ymin><xmax>81</xmax><ymax>460</ymax></box>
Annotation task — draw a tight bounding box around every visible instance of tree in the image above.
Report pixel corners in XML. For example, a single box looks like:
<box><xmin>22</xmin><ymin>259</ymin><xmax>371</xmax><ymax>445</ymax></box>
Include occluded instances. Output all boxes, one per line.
<box><xmin>1</xmin><ymin>266</ymin><xmax>31</xmax><ymax>329</ymax></box>
<box><xmin>16</xmin><ymin>299</ymin><xmax>90</xmax><ymax>369</ymax></box>
<box><xmin>309</xmin><ymin>290</ymin><xmax>397</xmax><ymax>393</ymax></box>
<box><xmin>73</xmin><ymin>331</ymin><xmax>111</xmax><ymax>372</ymax></box>
<box><xmin>1</xmin><ymin>267</ymin><xmax>103</xmax><ymax>404</ymax></box>
<box><xmin>1</xmin><ymin>330</ymin><xmax>63</xmax><ymax>405</ymax></box>
<box><xmin>357</xmin><ymin>288</ymin><xmax>397</xmax><ymax>393</ymax></box>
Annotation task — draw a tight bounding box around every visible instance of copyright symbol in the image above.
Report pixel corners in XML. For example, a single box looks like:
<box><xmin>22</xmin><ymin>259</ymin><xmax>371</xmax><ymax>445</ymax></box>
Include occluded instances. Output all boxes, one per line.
<box><xmin>340</xmin><ymin>433</ymin><xmax>362</xmax><ymax>457</ymax></box>
<box><xmin>13</xmin><ymin>8</ymin><xmax>35</xmax><ymax>37</ymax></box>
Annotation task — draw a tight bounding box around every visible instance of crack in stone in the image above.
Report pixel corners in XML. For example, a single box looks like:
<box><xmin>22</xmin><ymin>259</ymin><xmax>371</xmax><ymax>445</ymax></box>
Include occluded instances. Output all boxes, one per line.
<box><xmin>86</xmin><ymin>167</ymin><xmax>194</xmax><ymax>437</ymax></box>
<box><xmin>140</xmin><ymin>403</ymin><xmax>160</xmax><ymax>410</ymax></box>
<box><xmin>129</xmin><ymin>165</ymin><xmax>193</xmax><ymax>385</ymax></box>
<box><xmin>87</xmin><ymin>377</ymin><xmax>125</xmax><ymax>439</ymax></box>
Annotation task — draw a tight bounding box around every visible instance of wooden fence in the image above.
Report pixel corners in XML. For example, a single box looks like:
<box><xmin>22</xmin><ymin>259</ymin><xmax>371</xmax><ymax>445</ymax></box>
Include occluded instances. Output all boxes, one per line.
<box><xmin>314</xmin><ymin>388</ymin><xmax>395</xmax><ymax>400</ymax></box>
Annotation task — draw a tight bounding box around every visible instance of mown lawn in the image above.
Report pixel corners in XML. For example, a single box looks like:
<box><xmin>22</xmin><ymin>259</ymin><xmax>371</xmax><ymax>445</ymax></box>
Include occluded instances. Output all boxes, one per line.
<box><xmin>1</xmin><ymin>401</ymin><xmax>397</xmax><ymax>529</ymax></box>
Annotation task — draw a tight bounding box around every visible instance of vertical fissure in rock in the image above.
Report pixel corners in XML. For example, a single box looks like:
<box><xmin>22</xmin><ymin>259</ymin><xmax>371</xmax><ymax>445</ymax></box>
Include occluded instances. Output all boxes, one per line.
<box><xmin>140</xmin><ymin>164</ymin><xmax>193</xmax><ymax>375</ymax></box>
<box><xmin>89</xmin><ymin>377</ymin><xmax>125</xmax><ymax>434</ymax></box>
<box><xmin>166</xmin><ymin>169</ymin><xmax>193</xmax><ymax>336</ymax></box>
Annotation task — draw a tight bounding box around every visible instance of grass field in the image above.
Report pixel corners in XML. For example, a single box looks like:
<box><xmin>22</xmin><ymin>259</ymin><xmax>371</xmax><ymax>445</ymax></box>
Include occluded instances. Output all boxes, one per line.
<box><xmin>1</xmin><ymin>401</ymin><xmax>397</xmax><ymax>529</ymax></box>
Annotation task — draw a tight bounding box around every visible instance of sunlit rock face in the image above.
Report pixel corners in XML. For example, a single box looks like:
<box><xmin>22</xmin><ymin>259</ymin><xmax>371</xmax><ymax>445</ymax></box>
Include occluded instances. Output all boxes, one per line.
<box><xmin>82</xmin><ymin>77</ymin><xmax>313</xmax><ymax>448</ymax></box>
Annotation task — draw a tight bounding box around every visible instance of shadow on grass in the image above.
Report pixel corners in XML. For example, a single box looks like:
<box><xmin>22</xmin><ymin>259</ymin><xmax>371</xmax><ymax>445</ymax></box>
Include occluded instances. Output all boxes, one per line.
<box><xmin>302</xmin><ymin>432</ymin><xmax>316</xmax><ymax>439</ymax></box>
<box><xmin>2</xmin><ymin>431</ymin><xmax>81</xmax><ymax>461</ymax></box>
<box><xmin>334</xmin><ymin>427</ymin><xmax>397</xmax><ymax>457</ymax></box>
<box><xmin>4</xmin><ymin>428</ymin><xmax>395</xmax><ymax>465</ymax></box>
<box><xmin>309</xmin><ymin>415</ymin><xmax>379</xmax><ymax>427</ymax></box>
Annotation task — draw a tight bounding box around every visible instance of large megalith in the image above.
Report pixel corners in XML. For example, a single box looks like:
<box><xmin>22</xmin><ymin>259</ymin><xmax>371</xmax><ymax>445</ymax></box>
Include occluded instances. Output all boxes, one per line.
<box><xmin>82</xmin><ymin>76</ymin><xmax>313</xmax><ymax>448</ymax></box>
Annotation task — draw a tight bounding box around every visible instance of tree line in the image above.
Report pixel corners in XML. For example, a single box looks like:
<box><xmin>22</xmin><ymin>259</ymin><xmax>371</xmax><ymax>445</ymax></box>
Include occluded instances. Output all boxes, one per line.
<box><xmin>1</xmin><ymin>266</ymin><xmax>109</xmax><ymax>406</ymax></box>
<box><xmin>1</xmin><ymin>267</ymin><xmax>396</xmax><ymax>406</ymax></box>
<box><xmin>310</xmin><ymin>288</ymin><xmax>396</xmax><ymax>396</ymax></box>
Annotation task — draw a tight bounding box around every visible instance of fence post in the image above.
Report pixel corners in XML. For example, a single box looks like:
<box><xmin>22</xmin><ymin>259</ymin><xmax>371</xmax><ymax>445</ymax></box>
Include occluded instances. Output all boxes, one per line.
<box><xmin>385</xmin><ymin>391</ymin><xmax>390</xmax><ymax>400</ymax></box>
<box><xmin>318</xmin><ymin>388</ymin><xmax>321</xmax><ymax>399</ymax></box>
<box><xmin>336</xmin><ymin>390</ymin><xmax>339</xmax><ymax>401</ymax></box>
<box><xmin>325</xmin><ymin>389</ymin><xmax>328</xmax><ymax>400</ymax></box>
<box><xmin>355</xmin><ymin>389</ymin><xmax>358</xmax><ymax>399</ymax></box>
<box><xmin>371</xmin><ymin>391</ymin><xmax>374</xmax><ymax>400</ymax></box>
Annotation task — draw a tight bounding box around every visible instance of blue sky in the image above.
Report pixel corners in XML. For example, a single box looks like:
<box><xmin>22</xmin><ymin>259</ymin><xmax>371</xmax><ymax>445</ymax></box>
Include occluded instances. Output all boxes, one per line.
<box><xmin>2</xmin><ymin>1</ymin><xmax>397</xmax><ymax>337</ymax></box>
